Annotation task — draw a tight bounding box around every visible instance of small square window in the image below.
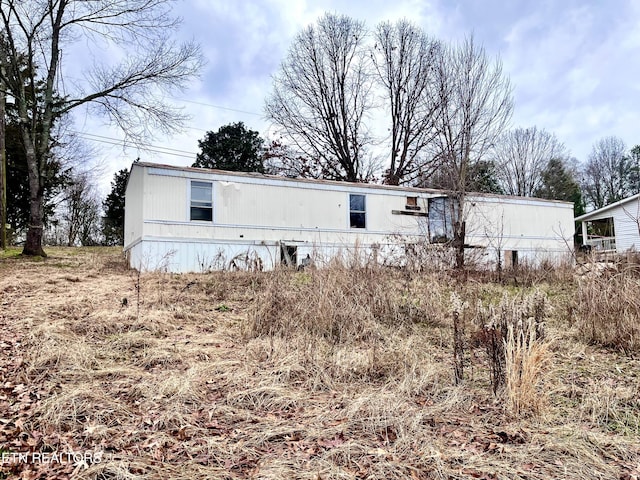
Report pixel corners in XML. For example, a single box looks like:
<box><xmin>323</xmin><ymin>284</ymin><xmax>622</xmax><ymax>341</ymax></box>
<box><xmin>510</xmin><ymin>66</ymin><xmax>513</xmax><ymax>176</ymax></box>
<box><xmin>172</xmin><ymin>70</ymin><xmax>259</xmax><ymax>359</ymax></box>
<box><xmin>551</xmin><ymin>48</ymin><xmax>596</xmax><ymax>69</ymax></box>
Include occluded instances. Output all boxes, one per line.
<box><xmin>406</xmin><ymin>196</ymin><xmax>420</xmax><ymax>210</ymax></box>
<box><xmin>191</xmin><ymin>181</ymin><xmax>212</xmax><ymax>221</ymax></box>
<box><xmin>350</xmin><ymin>194</ymin><xmax>366</xmax><ymax>229</ymax></box>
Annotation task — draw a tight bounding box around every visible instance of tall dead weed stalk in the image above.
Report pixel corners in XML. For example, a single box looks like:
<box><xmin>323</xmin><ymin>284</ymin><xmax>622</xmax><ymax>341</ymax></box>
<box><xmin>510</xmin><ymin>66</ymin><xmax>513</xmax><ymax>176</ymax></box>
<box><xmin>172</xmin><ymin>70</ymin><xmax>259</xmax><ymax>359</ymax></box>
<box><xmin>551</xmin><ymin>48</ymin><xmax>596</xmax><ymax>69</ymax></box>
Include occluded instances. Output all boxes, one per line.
<box><xmin>471</xmin><ymin>290</ymin><xmax>550</xmax><ymax>414</ymax></box>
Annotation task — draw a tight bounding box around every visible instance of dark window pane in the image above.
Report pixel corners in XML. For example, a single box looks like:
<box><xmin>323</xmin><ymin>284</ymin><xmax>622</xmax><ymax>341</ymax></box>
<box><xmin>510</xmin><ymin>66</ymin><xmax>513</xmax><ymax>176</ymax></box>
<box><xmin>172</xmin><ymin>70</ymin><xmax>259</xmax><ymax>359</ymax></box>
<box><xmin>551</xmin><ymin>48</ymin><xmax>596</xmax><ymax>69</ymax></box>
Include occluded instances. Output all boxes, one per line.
<box><xmin>191</xmin><ymin>207</ymin><xmax>212</xmax><ymax>222</ymax></box>
<box><xmin>350</xmin><ymin>194</ymin><xmax>365</xmax><ymax>212</ymax></box>
<box><xmin>350</xmin><ymin>212</ymin><xmax>366</xmax><ymax>229</ymax></box>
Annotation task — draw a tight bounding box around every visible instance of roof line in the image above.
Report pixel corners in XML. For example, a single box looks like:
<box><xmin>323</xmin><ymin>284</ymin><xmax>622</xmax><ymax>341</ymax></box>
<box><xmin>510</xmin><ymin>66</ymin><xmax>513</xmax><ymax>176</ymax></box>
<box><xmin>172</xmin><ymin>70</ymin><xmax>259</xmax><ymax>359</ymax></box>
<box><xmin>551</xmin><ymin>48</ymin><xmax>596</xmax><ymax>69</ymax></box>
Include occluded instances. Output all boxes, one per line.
<box><xmin>575</xmin><ymin>193</ymin><xmax>640</xmax><ymax>221</ymax></box>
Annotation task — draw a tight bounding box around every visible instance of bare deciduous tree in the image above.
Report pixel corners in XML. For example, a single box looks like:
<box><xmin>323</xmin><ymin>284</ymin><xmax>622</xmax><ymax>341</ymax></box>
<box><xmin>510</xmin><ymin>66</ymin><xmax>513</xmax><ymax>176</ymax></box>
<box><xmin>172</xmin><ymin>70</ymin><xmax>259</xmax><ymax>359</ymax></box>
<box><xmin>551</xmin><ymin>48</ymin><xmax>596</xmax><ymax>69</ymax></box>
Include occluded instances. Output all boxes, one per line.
<box><xmin>582</xmin><ymin>136</ymin><xmax>632</xmax><ymax>209</ymax></box>
<box><xmin>492</xmin><ymin>127</ymin><xmax>566</xmax><ymax>197</ymax></box>
<box><xmin>0</xmin><ymin>0</ymin><xmax>203</xmax><ymax>255</ymax></box>
<box><xmin>265</xmin><ymin>13</ymin><xmax>376</xmax><ymax>182</ymax></box>
<box><xmin>372</xmin><ymin>20</ymin><xmax>442</xmax><ymax>185</ymax></box>
<box><xmin>429</xmin><ymin>36</ymin><xmax>513</xmax><ymax>268</ymax></box>
<box><xmin>60</xmin><ymin>173</ymin><xmax>101</xmax><ymax>247</ymax></box>
<box><xmin>262</xmin><ymin>139</ymin><xmax>323</xmax><ymax>179</ymax></box>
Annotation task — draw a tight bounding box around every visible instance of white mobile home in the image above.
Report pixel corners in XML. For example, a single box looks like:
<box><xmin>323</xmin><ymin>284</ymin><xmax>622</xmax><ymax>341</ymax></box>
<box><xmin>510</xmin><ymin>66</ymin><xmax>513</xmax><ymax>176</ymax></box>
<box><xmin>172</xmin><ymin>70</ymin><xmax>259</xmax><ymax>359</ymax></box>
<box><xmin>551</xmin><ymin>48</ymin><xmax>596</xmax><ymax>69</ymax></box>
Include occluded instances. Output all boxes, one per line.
<box><xmin>576</xmin><ymin>193</ymin><xmax>640</xmax><ymax>254</ymax></box>
<box><xmin>124</xmin><ymin>162</ymin><xmax>575</xmax><ymax>272</ymax></box>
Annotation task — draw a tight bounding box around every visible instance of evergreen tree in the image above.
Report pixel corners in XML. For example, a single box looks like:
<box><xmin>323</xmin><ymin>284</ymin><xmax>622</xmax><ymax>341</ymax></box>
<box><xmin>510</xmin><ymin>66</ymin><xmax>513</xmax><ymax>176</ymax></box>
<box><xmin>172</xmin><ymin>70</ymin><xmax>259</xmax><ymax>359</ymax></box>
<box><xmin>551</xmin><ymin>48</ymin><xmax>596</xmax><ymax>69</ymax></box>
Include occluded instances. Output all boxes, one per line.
<box><xmin>628</xmin><ymin>145</ymin><xmax>640</xmax><ymax>195</ymax></box>
<box><xmin>535</xmin><ymin>157</ymin><xmax>584</xmax><ymax>245</ymax></box>
<box><xmin>467</xmin><ymin>160</ymin><xmax>504</xmax><ymax>194</ymax></box>
<box><xmin>535</xmin><ymin>158</ymin><xmax>584</xmax><ymax>216</ymax></box>
<box><xmin>102</xmin><ymin>169</ymin><xmax>129</xmax><ymax>246</ymax></box>
<box><xmin>193</xmin><ymin>122</ymin><xmax>265</xmax><ymax>173</ymax></box>
<box><xmin>418</xmin><ymin>160</ymin><xmax>503</xmax><ymax>194</ymax></box>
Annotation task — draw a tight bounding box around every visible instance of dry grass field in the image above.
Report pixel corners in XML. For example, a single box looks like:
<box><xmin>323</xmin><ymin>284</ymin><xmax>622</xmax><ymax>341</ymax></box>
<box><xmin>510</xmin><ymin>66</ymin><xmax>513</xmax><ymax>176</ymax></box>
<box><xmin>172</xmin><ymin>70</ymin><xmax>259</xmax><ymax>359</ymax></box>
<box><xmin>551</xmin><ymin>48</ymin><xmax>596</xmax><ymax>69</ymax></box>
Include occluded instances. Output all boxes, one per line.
<box><xmin>1</xmin><ymin>247</ymin><xmax>639</xmax><ymax>479</ymax></box>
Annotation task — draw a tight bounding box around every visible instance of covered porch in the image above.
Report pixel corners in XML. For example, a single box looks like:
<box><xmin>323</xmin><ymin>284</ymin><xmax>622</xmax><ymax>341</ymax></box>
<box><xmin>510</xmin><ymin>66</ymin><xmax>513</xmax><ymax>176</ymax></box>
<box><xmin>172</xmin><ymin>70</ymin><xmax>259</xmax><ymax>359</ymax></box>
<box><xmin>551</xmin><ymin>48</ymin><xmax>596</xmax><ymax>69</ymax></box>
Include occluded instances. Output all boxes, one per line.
<box><xmin>580</xmin><ymin>217</ymin><xmax>616</xmax><ymax>252</ymax></box>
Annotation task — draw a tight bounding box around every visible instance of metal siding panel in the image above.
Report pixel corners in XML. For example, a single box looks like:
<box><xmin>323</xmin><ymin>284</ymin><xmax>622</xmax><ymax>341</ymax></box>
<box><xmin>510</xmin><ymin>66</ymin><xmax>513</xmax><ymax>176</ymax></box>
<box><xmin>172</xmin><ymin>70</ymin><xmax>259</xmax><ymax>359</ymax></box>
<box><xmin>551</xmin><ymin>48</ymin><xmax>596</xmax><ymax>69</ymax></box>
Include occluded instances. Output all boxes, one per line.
<box><xmin>132</xmin><ymin>239</ymin><xmax>279</xmax><ymax>272</ymax></box>
<box><xmin>466</xmin><ymin>199</ymin><xmax>574</xmax><ymax>254</ymax></box>
<box><xmin>366</xmin><ymin>193</ymin><xmax>426</xmax><ymax>234</ymax></box>
<box><xmin>140</xmin><ymin>197</ymin><xmax>574</xmax><ymax>257</ymax></box>
<box><xmin>124</xmin><ymin>165</ymin><xmax>144</xmax><ymax>249</ymax></box>
<box><xmin>145</xmin><ymin>174</ymin><xmax>188</xmax><ymax>222</ymax></box>
<box><xmin>212</xmin><ymin>182</ymin><xmax>430</xmax><ymax>242</ymax></box>
<box><xmin>215</xmin><ymin>181</ymin><xmax>346</xmax><ymax>230</ymax></box>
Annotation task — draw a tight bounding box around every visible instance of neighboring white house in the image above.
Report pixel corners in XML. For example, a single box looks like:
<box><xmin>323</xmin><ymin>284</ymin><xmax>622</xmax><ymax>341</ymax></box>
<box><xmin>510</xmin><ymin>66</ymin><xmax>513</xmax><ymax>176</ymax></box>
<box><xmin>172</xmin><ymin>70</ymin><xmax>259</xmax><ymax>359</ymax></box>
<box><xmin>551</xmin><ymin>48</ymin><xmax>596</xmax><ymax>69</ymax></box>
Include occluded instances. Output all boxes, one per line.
<box><xmin>124</xmin><ymin>162</ymin><xmax>575</xmax><ymax>272</ymax></box>
<box><xmin>575</xmin><ymin>193</ymin><xmax>640</xmax><ymax>254</ymax></box>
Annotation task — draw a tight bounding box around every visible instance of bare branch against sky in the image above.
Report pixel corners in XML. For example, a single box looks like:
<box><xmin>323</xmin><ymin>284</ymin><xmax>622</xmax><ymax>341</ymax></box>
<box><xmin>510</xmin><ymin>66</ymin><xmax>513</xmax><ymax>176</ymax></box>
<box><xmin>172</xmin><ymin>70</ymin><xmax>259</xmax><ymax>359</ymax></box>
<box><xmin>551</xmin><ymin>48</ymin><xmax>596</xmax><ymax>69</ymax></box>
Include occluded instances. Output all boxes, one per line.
<box><xmin>0</xmin><ymin>0</ymin><xmax>203</xmax><ymax>255</ymax></box>
<box><xmin>372</xmin><ymin>19</ymin><xmax>443</xmax><ymax>186</ymax></box>
<box><xmin>265</xmin><ymin>13</ymin><xmax>377</xmax><ymax>183</ymax></box>
<box><xmin>492</xmin><ymin>126</ymin><xmax>567</xmax><ymax>197</ymax></box>
<box><xmin>429</xmin><ymin>35</ymin><xmax>514</xmax><ymax>268</ymax></box>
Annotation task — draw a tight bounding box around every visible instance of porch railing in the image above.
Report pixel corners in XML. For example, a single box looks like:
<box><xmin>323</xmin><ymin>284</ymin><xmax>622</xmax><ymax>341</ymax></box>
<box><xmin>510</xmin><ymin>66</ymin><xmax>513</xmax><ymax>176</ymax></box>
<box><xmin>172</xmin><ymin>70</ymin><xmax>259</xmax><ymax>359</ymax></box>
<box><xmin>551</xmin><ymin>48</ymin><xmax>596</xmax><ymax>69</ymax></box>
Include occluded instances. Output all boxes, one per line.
<box><xmin>585</xmin><ymin>236</ymin><xmax>616</xmax><ymax>252</ymax></box>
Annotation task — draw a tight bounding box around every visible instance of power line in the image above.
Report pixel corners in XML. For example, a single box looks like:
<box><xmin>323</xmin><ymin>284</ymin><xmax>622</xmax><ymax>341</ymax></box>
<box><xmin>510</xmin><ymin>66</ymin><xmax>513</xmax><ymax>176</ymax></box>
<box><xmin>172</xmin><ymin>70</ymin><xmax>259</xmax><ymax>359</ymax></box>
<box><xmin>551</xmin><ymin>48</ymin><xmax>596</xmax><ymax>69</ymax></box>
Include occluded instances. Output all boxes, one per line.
<box><xmin>180</xmin><ymin>124</ymin><xmax>209</xmax><ymax>133</ymax></box>
<box><xmin>170</xmin><ymin>97</ymin><xmax>263</xmax><ymax>117</ymax></box>
<box><xmin>78</xmin><ymin>132</ymin><xmax>197</xmax><ymax>155</ymax></box>
<box><xmin>72</xmin><ymin>94</ymin><xmax>272</xmax><ymax>159</ymax></box>
<box><xmin>74</xmin><ymin>132</ymin><xmax>197</xmax><ymax>159</ymax></box>
<box><xmin>76</xmin><ymin>132</ymin><xmax>195</xmax><ymax>155</ymax></box>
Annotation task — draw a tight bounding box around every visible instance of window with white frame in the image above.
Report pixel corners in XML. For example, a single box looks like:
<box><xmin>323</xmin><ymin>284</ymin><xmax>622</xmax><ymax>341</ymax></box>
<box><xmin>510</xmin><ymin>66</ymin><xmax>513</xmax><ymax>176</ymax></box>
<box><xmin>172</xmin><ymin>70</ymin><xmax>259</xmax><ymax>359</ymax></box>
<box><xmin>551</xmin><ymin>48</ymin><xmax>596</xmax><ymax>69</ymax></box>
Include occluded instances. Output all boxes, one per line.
<box><xmin>349</xmin><ymin>194</ymin><xmax>366</xmax><ymax>229</ymax></box>
<box><xmin>190</xmin><ymin>181</ymin><xmax>212</xmax><ymax>221</ymax></box>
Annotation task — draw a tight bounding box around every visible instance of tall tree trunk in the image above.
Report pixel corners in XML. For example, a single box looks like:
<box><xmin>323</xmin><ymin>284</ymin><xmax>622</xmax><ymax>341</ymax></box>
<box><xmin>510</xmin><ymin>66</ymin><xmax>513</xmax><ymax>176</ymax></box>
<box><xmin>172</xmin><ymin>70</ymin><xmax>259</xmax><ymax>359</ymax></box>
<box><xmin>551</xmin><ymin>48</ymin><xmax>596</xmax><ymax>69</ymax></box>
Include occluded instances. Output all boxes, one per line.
<box><xmin>452</xmin><ymin>193</ymin><xmax>465</xmax><ymax>269</ymax></box>
<box><xmin>454</xmin><ymin>220</ymin><xmax>465</xmax><ymax>269</ymax></box>
<box><xmin>22</xmin><ymin>148</ymin><xmax>46</xmax><ymax>256</ymax></box>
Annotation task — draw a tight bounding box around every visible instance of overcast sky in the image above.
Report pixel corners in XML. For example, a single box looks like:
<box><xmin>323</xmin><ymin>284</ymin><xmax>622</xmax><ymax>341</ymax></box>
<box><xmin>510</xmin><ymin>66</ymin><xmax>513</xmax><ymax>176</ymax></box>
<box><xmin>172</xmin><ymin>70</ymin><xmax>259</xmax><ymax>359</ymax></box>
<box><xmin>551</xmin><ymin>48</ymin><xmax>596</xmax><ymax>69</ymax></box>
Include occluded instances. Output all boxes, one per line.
<box><xmin>79</xmin><ymin>0</ymin><xmax>640</xmax><ymax>193</ymax></box>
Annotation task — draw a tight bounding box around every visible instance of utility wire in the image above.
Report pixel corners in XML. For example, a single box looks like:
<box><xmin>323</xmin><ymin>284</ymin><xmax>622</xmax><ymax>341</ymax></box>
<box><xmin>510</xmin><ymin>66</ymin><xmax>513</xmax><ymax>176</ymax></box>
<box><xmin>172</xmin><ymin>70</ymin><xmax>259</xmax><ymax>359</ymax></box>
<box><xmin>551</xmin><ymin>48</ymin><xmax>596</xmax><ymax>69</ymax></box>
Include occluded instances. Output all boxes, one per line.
<box><xmin>73</xmin><ymin>97</ymin><xmax>266</xmax><ymax>159</ymax></box>
<box><xmin>78</xmin><ymin>132</ymin><xmax>197</xmax><ymax>156</ymax></box>
<box><xmin>75</xmin><ymin>133</ymin><xmax>197</xmax><ymax>159</ymax></box>
<box><xmin>170</xmin><ymin>97</ymin><xmax>263</xmax><ymax>117</ymax></box>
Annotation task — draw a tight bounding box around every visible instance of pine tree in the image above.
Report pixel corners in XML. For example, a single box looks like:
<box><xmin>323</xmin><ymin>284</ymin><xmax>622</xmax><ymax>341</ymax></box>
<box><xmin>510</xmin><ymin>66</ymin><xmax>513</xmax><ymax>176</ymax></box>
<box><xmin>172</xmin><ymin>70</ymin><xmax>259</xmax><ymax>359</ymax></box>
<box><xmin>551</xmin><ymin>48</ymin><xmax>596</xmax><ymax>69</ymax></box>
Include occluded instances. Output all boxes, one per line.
<box><xmin>535</xmin><ymin>158</ymin><xmax>584</xmax><ymax>216</ymax></box>
<box><xmin>102</xmin><ymin>169</ymin><xmax>129</xmax><ymax>246</ymax></box>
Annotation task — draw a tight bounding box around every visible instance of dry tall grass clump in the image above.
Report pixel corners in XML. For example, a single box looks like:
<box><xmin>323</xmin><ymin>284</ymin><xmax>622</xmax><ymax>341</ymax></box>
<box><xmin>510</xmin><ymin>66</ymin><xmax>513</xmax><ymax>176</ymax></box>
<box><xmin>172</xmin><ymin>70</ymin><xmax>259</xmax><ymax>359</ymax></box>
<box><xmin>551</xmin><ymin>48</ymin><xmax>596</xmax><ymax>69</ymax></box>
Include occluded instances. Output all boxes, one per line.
<box><xmin>572</xmin><ymin>273</ymin><xmax>640</xmax><ymax>352</ymax></box>
<box><xmin>244</xmin><ymin>262</ymin><xmax>450</xmax><ymax>392</ymax></box>
<box><xmin>504</xmin><ymin>319</ymin><xmax>550</xmax><ymax>416</ymax></box>
<box><xmin>447</xmin><ymin>288</ymin><xmax>552</xmax><ymax>415</ymax></box>
<box><xmin>246</xmin><ymin>262</ymin><xmax>446</xmax><ymax>343</ymax></box>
